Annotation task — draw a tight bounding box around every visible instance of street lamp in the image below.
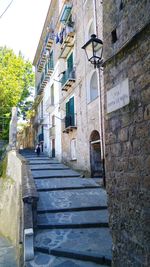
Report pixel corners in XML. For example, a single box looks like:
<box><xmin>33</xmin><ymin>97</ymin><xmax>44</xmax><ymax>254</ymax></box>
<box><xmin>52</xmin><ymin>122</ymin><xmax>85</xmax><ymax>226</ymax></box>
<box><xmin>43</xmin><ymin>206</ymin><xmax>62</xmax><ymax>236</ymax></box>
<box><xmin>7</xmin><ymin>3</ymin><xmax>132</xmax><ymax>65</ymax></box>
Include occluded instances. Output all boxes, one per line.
<box><xmin>82</xmin><ymin>34</ymin><xmax>103</xmax><ymax>68</ymax></box>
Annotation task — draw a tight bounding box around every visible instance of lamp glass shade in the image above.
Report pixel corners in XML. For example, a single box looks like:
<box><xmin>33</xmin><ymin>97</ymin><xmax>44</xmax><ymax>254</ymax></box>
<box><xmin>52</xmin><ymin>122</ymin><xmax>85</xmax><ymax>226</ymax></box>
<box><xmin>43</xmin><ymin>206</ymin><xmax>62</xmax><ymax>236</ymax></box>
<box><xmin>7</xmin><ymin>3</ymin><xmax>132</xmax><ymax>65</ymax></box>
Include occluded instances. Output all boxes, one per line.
<box><xmin>93</xmin><ymin>41</ymin><xmax>103</xmax><ymax>59</ymax></box>
<box><xmin>82</xmin><ymin>34</ymin><xmax>103</xmax><ymax>66</ymax></box>
<box><xmin>84</xmin><ymin>42</ymin><xmax>94</xmax><ymax>62</ymax></box>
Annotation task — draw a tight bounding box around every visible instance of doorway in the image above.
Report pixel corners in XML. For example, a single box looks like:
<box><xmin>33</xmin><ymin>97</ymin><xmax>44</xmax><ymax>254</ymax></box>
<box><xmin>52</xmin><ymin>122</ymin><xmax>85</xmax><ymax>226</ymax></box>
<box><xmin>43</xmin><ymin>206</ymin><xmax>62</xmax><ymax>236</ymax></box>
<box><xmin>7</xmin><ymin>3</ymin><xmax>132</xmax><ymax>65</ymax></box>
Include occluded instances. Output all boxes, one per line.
<box><xmin>51</xmin><ymin>138</ymin><xmax>55</xmax><ymax>158</ymax></box>
<box><xmin>90</xmin><ymin>130</ymin><xmax>103</xmax><ymax>178</ymax></box>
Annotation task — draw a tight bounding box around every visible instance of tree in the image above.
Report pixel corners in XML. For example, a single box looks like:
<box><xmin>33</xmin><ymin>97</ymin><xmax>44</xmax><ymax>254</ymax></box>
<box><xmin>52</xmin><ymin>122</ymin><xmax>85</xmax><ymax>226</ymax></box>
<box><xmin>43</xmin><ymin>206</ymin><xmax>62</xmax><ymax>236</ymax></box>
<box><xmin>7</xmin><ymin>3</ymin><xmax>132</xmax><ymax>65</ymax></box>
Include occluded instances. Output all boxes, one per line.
<box><xmin>0</xmin><ymin>47</ymin><xmax>34</xmax><ymax>140</ymax></box>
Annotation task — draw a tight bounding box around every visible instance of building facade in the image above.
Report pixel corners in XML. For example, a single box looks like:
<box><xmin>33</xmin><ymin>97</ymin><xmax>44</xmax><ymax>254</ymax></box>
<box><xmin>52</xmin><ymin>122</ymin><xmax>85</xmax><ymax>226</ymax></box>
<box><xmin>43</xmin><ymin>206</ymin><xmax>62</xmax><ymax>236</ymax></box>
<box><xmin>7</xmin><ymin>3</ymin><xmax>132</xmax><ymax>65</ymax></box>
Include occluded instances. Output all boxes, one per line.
<box><xmin>103</xmin><ymin>1</ymin><xmax>150</xmax><ymax>266</ymax></box>
<box><xmin>33</xmin><ymin>0</ymin><xmax>105</xmax><ymax>183</ymax></box>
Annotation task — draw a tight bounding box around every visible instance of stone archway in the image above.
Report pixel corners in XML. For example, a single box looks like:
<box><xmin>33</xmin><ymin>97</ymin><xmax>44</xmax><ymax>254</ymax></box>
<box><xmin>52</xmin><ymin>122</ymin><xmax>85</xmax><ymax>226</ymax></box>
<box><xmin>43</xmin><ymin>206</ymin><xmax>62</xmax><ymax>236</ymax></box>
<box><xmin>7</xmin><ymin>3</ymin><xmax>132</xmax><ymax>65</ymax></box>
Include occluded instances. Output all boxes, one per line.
<box><xmin>90</xmin><ymin>130</ymin><xmax>103</xmax><ymax>178</ymax></box>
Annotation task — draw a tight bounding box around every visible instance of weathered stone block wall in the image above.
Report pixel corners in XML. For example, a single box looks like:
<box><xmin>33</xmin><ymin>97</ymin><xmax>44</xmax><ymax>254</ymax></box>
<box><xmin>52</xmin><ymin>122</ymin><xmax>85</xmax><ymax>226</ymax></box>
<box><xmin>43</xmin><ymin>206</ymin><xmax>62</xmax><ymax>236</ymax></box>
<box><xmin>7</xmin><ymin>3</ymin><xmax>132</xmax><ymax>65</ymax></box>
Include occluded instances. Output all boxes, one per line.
<box><xmin>103</xmin><ymin>1</ymin><xmax>150</xmax><ymax>265</ymax></box>
<box><xmin>103</xmin><ymin>0</ymin><xmax>150</xmax><ymax>61</ymax></box>
<box><xmin>0</xmin><ymin>150</ymin><xmax>22</xmax><ymax>264</ymax></box>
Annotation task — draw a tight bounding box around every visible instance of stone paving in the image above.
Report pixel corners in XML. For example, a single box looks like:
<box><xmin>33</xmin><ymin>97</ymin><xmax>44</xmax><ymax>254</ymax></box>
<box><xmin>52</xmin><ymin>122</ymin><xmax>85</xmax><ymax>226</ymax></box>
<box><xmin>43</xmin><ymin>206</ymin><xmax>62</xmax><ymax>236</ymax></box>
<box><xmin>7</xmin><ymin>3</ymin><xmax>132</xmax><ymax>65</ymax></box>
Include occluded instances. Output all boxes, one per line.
<box><xmin>0</xmin><ymin>236</ymin><xmax>17</xmax><ymax>267</ymax></box>
<box><xmin>20</xmin><ymin>150</ymin><xmax>112</xmax><ymax>267</ymax></box>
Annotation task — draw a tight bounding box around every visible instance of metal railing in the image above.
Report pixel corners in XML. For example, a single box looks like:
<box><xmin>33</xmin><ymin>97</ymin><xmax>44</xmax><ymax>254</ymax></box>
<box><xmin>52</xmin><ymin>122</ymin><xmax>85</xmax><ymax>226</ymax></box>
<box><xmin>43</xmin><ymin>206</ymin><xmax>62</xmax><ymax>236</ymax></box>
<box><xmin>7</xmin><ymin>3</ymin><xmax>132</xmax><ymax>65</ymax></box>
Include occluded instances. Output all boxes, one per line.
<box><xmin>65</xmin><ymin>113</ymin><xmax>77</xmax><ymax>128</ymax></box>
<box><xmin>61</xmin><ymin>68</ymin><xmax>75</xmax><ymax>87</ymax></box>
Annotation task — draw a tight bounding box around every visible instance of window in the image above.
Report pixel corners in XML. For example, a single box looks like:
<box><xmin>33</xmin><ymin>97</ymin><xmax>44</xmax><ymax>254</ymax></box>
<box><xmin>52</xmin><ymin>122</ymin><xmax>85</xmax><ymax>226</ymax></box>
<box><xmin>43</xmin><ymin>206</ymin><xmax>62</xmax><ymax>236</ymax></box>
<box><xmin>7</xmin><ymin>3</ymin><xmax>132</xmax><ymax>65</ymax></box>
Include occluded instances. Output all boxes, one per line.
<box><xmin>70</xmin><ymin>138</ymin><xmax>77</xmax><ymax>160</ymax></box>
<box><xmin>52</xmin><ymin>115</ymin><xmax>55</xmax><ymax>127</ymax></box>
<box><xmin>90</xmin><ymin>71</ymin><xmax>98</xmax><ymax>101</ymax></box>
<box><xmin>41</xmin><ymin>101</ymin><xmax>43</xmax><ymax>118</ymax></box>
<box><xmin>50</xmin><ymin>84</ymin><xmax>54</xmax><ymax>105</ymax></box>
<box><xmin>111</xmin><ymin>29</ymin><xmax>117</xmax><ymax>43</ymax></box>
<box><xmin>48</xmin><ymin>50</ymin><xmax>54</xmax><ymax>69</ymax></box>
<box><xmin>65</xmin><ymin>96</ymin><xmax>75</xmax><ymax>127</ymax></box>
<box><xmin>67</xmin><ymin>52</ymin><xmax>73</xmax><ymax>73</ymax></box>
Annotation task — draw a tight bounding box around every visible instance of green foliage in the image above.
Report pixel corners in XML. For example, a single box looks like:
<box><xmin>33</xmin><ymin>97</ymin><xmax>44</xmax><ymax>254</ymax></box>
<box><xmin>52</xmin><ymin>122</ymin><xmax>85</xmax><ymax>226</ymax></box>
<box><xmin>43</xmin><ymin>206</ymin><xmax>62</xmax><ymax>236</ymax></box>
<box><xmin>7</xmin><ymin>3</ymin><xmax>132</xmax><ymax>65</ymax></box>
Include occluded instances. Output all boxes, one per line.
<box><xmin>0</xmin><ymin>46</ymin><xmax>34</xmax><ymax>139</ymax></box>
<box><xmin>0</xmin><ymin>156</ymin><xmax>7</xmax><ymax>179</ymax></box>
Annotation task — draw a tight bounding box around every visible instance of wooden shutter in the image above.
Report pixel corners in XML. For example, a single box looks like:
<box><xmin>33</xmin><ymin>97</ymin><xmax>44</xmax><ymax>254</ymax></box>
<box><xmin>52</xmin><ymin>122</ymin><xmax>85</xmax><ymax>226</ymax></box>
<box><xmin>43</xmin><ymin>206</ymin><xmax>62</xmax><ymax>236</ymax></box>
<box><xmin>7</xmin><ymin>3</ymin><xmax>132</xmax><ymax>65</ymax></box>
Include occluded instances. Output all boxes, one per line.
<box><xmin>69</xmin><ymin>96</ymin><xmax>74</xmax><ymax>126</ymax></box>
<box><xmin>67</xmin><ymin>53</ymin><xmax>73</xmax><ymax>73</ymax></box>
<box><xmin>65</xmin><ymin>101</ymin><xmax>70</xmax><ymax>127</ymax></box>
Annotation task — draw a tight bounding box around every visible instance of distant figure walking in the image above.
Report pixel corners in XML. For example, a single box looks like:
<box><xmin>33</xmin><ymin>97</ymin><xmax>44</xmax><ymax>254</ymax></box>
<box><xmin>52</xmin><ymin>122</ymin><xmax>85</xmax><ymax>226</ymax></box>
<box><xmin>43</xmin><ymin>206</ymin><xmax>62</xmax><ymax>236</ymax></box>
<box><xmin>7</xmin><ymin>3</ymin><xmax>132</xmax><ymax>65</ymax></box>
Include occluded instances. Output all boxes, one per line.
<box><xmin>36</xmin><ymin>144</ymin><xmax>40</xmax><ymax>156</ymax></box>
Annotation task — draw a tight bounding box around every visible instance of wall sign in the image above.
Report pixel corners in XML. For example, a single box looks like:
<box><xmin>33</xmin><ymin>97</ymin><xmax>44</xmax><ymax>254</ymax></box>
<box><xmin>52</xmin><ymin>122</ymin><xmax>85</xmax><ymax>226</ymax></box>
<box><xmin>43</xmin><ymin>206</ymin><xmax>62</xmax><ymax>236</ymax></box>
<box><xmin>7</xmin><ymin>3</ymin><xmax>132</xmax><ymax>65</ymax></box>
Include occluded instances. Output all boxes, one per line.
<box><xmin>107</xmin><ymin>78</ymin><xmax>129</xmax><ymax>113</ymax></box>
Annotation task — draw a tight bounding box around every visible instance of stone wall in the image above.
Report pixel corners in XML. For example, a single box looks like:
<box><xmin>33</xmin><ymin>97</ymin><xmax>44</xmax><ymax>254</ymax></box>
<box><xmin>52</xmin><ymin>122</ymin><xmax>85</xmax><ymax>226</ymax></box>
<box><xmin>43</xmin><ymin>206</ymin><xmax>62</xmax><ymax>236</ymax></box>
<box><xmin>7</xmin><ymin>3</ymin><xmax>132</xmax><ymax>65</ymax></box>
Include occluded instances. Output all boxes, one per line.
<box><xmin>17</xmin><ymin>124</ymin><xmax>35</xmax><ymax>149</ymax></box>
<box><xmin>103</xmin><ymin>1</ymin><xmax>150</xmax><ymax>266</ymax></box>
<box><xmin>0</xmin><ymin>150</ymin><xmax>22</xmax><ymax>264</ymax></box>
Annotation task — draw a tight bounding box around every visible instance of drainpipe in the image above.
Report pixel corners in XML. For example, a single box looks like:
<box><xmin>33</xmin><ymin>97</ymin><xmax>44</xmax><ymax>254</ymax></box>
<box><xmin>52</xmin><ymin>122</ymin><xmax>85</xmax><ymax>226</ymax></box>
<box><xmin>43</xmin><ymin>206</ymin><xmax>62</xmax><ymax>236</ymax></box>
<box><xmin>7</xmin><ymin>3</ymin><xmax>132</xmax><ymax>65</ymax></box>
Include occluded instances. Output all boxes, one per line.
<box><xmin>93</xmin><ymin>0</ymin><xmax>106</xmax><ymax>187</ymax></box>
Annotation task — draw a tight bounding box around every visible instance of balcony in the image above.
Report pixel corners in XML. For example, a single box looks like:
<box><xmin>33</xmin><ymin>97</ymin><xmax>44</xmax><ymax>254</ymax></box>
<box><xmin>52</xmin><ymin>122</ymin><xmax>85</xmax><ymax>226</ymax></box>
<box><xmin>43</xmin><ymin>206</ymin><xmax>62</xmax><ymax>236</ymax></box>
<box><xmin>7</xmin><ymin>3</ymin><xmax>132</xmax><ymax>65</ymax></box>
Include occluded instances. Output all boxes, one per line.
<box><xmin>61</xmin><ymin>69</ymin><xmax>75</xmax><ymax>91</ymax></box>
<box><xmin>59</xmin><ymin>25</ymin><xmax>75</xmax><ymax>58</ymax></box>
<box><xmin>36</xmin><ymin>73</ymin><xmax>48</xmax><ymax>95</ymax></box>
<box><xmin>46</xmin><ymin>96</ymin><xmax>55</xmax><ymax>112</ymax></box>
<box><xmin>63</xmin><ymin>113</ymin><xmax>77</xmax><ymax>133</ymax></box>
<box><xmin>60</xmin><ymin>3</ymin><xmax>72</xmax><ymax>25</ymax></box>
<box><xmin>36</xmin><ymin>82</ymin><xmax>42</xmax><ymax>95</ymax></box>
<box><xmin>36</xmin><ymin>59</ymin><xmax>54</xmax><ymax>96</ymax></box>
<box><xmin>49</xmin><ymin>126</ymin><xmax>55</xmax><ymax>137</ymax></box>
<box><xmin>37</xmin><ymin>47</ymin><xmax>48</xmax><ymax>72</ymax></box>
<box><xmin>45</xmin><ymin>31</ymin><xmax>54</xmax><ymax>51</ymax></box>
<box><xmin>45</xmin><ymin>57</ymin><xmax>54</xmax><ymax>79</ymax></box>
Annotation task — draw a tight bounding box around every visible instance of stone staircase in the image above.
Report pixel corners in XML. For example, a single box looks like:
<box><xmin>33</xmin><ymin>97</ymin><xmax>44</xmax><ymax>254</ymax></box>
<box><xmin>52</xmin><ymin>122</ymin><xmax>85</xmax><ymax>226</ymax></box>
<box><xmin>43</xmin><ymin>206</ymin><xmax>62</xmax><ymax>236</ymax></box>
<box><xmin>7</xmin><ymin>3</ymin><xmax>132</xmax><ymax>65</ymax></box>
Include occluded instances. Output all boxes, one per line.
<box><xmin>20</xmin><ymin>150</ymin><xmax>112</xmax><ymax>267</ymax></box>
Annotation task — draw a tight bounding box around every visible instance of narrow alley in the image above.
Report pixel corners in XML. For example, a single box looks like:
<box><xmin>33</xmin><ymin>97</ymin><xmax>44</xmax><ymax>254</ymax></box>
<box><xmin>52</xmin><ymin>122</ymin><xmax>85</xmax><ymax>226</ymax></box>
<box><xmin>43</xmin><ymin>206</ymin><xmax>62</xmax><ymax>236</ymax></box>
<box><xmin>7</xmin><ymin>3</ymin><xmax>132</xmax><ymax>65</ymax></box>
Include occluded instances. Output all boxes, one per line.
<box><xmin>21</xmin><ymin>150</ymin><xmax>112</xmax><ymax>267</ymax></box>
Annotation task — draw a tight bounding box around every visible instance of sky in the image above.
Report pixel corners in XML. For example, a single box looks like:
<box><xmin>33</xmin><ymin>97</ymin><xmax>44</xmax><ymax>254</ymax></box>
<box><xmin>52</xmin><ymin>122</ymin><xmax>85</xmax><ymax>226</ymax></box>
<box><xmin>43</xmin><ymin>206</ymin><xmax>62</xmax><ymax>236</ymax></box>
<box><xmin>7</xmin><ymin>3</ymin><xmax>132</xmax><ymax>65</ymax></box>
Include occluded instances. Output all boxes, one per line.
<box><xmin>0</xmin><ymin>0</ymin><xmax>50</xmax><ymax>62</ymax></box>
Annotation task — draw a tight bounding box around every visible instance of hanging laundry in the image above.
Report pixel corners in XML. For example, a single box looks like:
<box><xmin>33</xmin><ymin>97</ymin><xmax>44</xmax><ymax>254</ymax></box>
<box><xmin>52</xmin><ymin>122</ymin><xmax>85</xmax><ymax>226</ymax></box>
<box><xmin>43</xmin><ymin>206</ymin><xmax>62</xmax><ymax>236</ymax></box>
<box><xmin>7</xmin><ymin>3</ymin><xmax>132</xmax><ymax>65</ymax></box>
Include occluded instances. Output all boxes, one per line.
<box><xmin>59</xmin><ymin>30</ymin><xmax>63</xmax><ymax>44</ymax></box>
<box><xmin>55</xmin><ymin>33</ymin><xmax>59</xmax><ymax>44</ymax></box>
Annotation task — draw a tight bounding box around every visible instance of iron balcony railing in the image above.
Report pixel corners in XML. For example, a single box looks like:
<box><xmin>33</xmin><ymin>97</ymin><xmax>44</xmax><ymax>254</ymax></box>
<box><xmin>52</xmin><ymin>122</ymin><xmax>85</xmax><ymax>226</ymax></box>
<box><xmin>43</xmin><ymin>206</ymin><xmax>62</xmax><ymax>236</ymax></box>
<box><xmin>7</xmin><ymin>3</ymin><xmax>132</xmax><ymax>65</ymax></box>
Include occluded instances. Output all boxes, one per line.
<box><xmin>45</xmin><ymin>32</ymin><xmax>54</xmax><ymax>50</ymax></box>
<box><xmin>63</xmin><ymin>113</ymin><xmax>77</xmax><ymax>133</ymax></box>
<box><xmin>59</xmin><ymin>24</ymin><xmax>75</xmax><ymax>58</ymax></box>
<box><xmin>61</xmin><ymin>69</ymin><xmax>75</xmax><ymax>91</ymax></box>
<box><xmin>37</xmin><ymin>30</ymin><xmax>54</xmax><ymax>72</ymax></box>
<box><xmin>36</xmin><ymin>57</ymin><xmax>54</xmax><ymax>95</ymax></box>
<box><xmin>47</xmin><ymin>57</ymin><xmax>54</xmax><ymax>72</ymax></box>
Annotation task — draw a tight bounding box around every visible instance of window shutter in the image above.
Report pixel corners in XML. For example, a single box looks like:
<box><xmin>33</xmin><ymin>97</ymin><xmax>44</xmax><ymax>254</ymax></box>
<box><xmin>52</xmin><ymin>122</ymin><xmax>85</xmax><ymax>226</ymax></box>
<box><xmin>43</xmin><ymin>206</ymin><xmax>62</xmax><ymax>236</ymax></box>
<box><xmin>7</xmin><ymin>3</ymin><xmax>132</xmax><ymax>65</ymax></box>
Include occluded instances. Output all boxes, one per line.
<box><xmin>67</xmin><ymin>53</ymin><xmax>73</xmax><ymax>73</ymax></box>
<box><xmin>51</xmin><ymin>84</ymin><xmax>54</xmax><ymax>105</ymax></box>
<box><xmin>69</xmin><ymin>96</ymin><xmax>74</xmax><ymax>126</ymax></box>
<box><xmin>65</xmin><ymin>101</ymin><xmax>70</xmax><ymax>127</ymax></box>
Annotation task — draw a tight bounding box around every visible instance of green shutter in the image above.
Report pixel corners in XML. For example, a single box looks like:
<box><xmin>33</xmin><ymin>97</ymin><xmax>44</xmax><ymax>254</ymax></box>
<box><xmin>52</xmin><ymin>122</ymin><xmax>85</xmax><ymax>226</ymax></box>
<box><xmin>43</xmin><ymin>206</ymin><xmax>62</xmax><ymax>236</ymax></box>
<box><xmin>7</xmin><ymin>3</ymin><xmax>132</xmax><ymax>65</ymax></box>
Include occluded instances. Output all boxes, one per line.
<box><xmin>51</xmin><ymin>84</ymin><xmax>54</xmax><ymax>105</ymax></box>
<box><xmin>65</xmin><ymin>101</ymin><xmax>70</xmax><ymax>127</ymax></box>
<box><xmin>69</xmin><ymin>96</ymin><xmax>74</xmax><ymax>126</ymax></box>
<box><xmin>66</xmin><ymin>101</ymin><xmax>70</xmax><ymax>115</ymax></box>
<box><xmin>67</xmin><ymin>53</ymin><xmax>73</xmax><ymax>73</ymax></box>
<box><xmin>65</xmin><ymin>97</ymin><xmax>74</xmax><ymax>127</ymax></box>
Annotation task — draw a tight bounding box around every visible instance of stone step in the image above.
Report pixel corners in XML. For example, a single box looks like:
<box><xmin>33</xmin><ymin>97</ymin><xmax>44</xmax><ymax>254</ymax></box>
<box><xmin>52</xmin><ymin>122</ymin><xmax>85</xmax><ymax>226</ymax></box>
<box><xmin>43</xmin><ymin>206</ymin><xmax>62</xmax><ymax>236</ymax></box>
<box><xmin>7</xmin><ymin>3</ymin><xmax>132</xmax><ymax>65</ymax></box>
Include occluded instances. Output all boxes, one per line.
<box><xmin>37</xmin><ymin>222</ymin><xmax>109</xmax><ymax>229</ymax></box>
<box><xmin>37</xmin><ymin>188</ymin><xmax>107</xmax><ymax>213</ymax></box>
<box><xmin>37</xmin><ymin>186</ymin><xmax>99</xmax><ymax>192</ymax></box>
<box><xmin>32</xmin><ymin>169</ymin><xmax>81</xmax><ymax>178</ymax></box>
<box><xmin>37</xmin><ymin>210</ymin><xmax>109</xmax><ymax>229</ymax></box>
<box><xmin>29</xmin><ymin>163</ymin><xmax>69</xmax><ymax>170</ymax></box>
<box><xmin>26</xmin><ymin>252</ymin><xmax>110</xmax><ymax>267</ymax></box>
<box><xmin>25</xmin><ymin>156</ymin><xmax>51</xmax><ymax>160</ymax></box>
<box><xmin>28</xmin><ymin>159</ymin><xmax>60</xmax><ymax>164</ymax></box>
<box><xmin>35</xmin><ymin>177</ymin><xmax>99</xmax><ymax>191</ymax></box>
<box><xmin>0</xmin><ymin>237</ymin><xmax>17</xmax><ymax>267</ymax></box>
<box><xmin>20</xmin><ymin>153</ymin><xmax>49</xmax><ymax>158</ymax></box>
<box><xmin>37</xmin><ymin>206</ymin><xmax>107</xmax><ymax>214</ymax></box>
<box><xmin>34</xmin><ymin>228</ymin><xmax>112</xmax><ymax>265</ymax></box>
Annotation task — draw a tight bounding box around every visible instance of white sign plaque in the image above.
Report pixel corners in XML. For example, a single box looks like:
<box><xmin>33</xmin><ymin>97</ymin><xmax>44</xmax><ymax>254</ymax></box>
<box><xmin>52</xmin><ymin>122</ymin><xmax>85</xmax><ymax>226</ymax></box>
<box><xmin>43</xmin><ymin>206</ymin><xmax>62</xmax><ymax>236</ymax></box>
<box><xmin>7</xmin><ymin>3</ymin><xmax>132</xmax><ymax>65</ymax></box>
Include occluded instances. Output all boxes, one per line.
<box><xmin>107</xmin><ymin>78</ymin><xmax>129</xmax><ymax>113</ymax></box>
